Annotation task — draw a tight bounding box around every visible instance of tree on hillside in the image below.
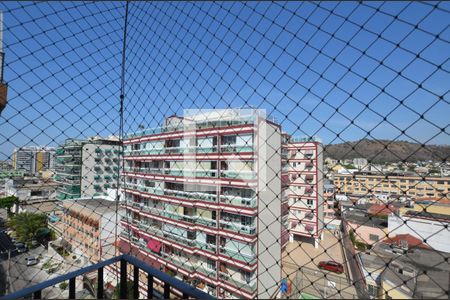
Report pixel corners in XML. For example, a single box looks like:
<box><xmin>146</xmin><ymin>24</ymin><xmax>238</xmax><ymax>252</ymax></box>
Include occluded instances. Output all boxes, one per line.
<box><xmin>0</xmin><ymin>196</ymin><xmax>18</xmax><ymax>216</ymax></box>
<box><xmin>7</xmin><ymin>212</ymin><xmax>47</xmax><ymax>246</ymax></box>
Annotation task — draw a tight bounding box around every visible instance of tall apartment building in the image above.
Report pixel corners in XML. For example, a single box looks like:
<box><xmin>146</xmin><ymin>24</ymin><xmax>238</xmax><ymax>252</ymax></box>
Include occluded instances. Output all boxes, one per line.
<box><xmin>333</xmin><ymin>172</ymin><xmax>450</xmax><ymax>200</ymax></box>
<box><xmin>120</xmin><ymin>110</ymin><xmax>282</xmax><ymax>299</ymax></box>
<box><xmin>12</xmin><ymin>146</ymin><xmax>56</xmax><ymax>174</ymax></box>
<box><xmin>54</xmin><ymin>137</ymin><xmax>120</xmax><ymax>200</ymax></box>
<box><xmin>284</xmin><ymin>139</ymin><xmax>324</xmax><ymax>248</ymax></box>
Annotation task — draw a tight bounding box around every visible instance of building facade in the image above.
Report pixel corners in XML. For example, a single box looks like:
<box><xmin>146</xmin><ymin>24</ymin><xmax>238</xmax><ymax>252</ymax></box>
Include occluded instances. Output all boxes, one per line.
<box><xmin>12</xmin><ymin>146</ymin><xmax>55</xmax><ymax>174</ymax></box>
<box><xmin>284</xmin><ymin>140</ymin><xmax>324</xmax><ymax>247</ymax></box>
<box><xmin>120</xmin><ymin>111</ymin><xmax>282</xmax><ymax>299</ymax></box>
<box><xmin>57</xmin><ymin>198</ymin><xmax>123</xmax><ymax>263</ymax></box>
<box><xmin>388</xmin><ymin>208</ymin><xmax>450</xmax><ymax>253</ymax></box>
<box><xmin>333</xmin><ymin>172</ymin><xmax>450</xmax><ymax>199</ymax></box>
<box><xmin>54</xmin><ymin>138</ymin><xmax>120</xmax><ymax>200</ymax></box>
<box><xmin>4</xmin><ymin>177</ymin><xmax>58</xmax><ymax>201</ymax></box>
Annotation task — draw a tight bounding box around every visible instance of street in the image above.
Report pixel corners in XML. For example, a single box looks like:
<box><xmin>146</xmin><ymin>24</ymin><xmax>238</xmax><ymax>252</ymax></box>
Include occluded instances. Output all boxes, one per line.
<box><xmin>340</xmin><ymin>222</ymin><xmax>369</xmax><ymax>299</ymax></box>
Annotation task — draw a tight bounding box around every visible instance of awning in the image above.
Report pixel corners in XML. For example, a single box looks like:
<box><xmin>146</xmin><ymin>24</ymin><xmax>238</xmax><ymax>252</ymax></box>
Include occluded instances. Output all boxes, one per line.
<box><xmin>147</xmin><ymin>238</ymin><xmax>162</xmax><ymax>253</ymax></box>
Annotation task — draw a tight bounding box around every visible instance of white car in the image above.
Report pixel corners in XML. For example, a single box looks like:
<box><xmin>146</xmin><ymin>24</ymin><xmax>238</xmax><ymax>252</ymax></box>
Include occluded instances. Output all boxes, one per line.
<box><xmin>26</xmin><ymin>257</ymin><xmax>39</xmax><ymax>266</ymax></box>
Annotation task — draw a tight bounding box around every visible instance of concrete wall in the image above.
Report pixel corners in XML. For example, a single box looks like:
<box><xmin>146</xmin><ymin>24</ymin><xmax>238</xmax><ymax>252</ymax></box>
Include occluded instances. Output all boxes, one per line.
<box><xmin>256</xmin><ymin>119</ymin><xmax>281</xmax><ymax>299</ymax></box>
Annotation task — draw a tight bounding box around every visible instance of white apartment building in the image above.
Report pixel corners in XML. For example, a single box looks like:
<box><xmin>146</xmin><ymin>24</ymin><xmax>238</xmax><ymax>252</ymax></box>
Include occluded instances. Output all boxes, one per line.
<box><xmin>54</xmin><ymin>137</ymin><xmax>121</xmax><ymax>200</ymax></box>
<box><xmin>119</xmin><ymin>109</ymin><xmax>283</xmax><ymax>299</ymax></box>
<box><xmin>284</xmin><ymin>139</ymin><xmax>324</xmax><ymax>248</ymax></box>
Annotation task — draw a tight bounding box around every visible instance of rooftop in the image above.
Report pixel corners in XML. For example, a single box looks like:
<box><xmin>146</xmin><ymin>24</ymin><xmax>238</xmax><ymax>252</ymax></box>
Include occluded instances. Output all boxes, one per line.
<box><xmin>62</xmin><ymin>198</ymin><xmax>120</xmax><ymax>216</ymax></box>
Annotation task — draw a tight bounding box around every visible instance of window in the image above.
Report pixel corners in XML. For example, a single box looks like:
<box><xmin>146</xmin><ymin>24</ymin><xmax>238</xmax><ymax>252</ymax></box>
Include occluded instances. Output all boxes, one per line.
<box><xmin>207</xmin><ymin>259</ymin><xmax>216</xmax><ymax>270</ymax></box>
<box><xmin>307</xmin><ymin>199</ymin><xmax>314</xmax><ymax>206</ymax></box>
<box><xmin>206</xmin><ymin>234</ymin><xmax>216</xmax><ymax>245</ymax></box>
<box><xmin>241</xmin><ymin>271</ymin><xmax>251</xmax><ymax>284</ymax></box>
<box><xmin>368</xmin><ymin>284</ymin><xmax>378</xmax><ymax>298</ymax></box>
<box><xmin>369</xmin><ymin>234</ymin><xmax>379</xmax><ymax>242</ymax></box>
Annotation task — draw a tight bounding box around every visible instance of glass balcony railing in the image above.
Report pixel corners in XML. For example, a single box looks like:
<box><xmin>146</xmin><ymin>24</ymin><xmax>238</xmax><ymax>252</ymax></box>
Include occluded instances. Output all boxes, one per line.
<box><xmin>164</xmin><ymin>169</ymin><xmax>218</xmax><ymax>178</ymax></box>
<box><xmin>164</xmin><ymin>188</ymin><xmax>217</xmax><ymax>202</ymax></box>
<box><xmin>219</xmin><ymin>247</ymin><xmax>256</xmax><ymax>263</ymax></box>
<box><xmin>219</xmin><ymin>271</ymin><xmax>257</xmax><ymax>293</ymax></box>
<box><xmin>219</xmin><ymin>194</ymin><xmax>256</xmax><ymax>207</ymax></box>
<box><xmin>195</xmin><ymin>241</ymin><xmax>217</xmax><ymax>253</ymax></box>
<box><xmin>161</xmin><ymin>252</ymin><xmax>195</xmax><ymax>272</ymax></box>
<box><xmin>195</xmin><ymin>264</ymin><xmax>217</xmax><ymax>277</ymax></box>
<box><xmin>124</xmin><ymin>145</ymin><xmax>219</xmax><ymax>156</ymax></box>
<box><xmin>220</xmin><ymin>170</ymin><xmax>255</xmax><ymax>180</ymax></box>
<box><xmin>126</xmin><ymin>117</ymin><xmax>255</xmax><ymax>139</ymax></box>
<box><xmin>219</xmin><ymin>220</ymin><xmax>256</xmax><ymax>235</ymax></box>
<box><xmin>162</xmin><ymin>231</ymin><xmax>196</xmax><ymax>247</ymax></box>
<box><xmin>219</xmin><ymin>145</ymin><xmax>253</xmax><ymax>153</ymax></box>
<box><xmin>137</xmin><ymin>222</ymin><xmax>164</xmax><ymax>237</ymax></box>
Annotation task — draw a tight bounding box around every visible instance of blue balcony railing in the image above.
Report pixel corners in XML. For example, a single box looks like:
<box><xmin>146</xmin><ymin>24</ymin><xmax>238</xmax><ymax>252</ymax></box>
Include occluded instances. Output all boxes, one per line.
<box><xmin>0</xmin><ymin>254</ymin><xmax>215</xmax><ymax>300</ymax></box>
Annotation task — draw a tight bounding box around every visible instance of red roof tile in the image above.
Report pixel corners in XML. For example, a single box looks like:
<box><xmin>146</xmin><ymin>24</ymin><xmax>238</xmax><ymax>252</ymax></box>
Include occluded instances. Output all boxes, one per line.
<box><xmin>383</xmin><ymin>234</ymin><xmax>432</xmax><ymax>250</ymax></box>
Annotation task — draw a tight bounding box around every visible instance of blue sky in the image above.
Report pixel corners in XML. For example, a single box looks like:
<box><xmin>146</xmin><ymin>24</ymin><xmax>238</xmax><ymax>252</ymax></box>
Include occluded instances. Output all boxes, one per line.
<box><xmin>0</xmin><ymin>1</ymin><xmax>449</xmax><ymax>160</ymax></box>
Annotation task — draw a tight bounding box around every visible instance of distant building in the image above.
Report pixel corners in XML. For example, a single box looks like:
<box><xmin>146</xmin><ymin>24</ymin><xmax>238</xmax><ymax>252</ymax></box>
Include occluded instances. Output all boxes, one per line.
<box><xmin>284</xmin><ymin>140</ymin><xmax>324</xmax><ymax>248</ymax></box>
<box><xmin>333</xmin><ymin>172</ymin><xmax>450</xmax><ymax>199</ymax></box>
<box><xmin>388</xmin><ymin>208</ymin><xmax>450</xmax><ymax>253</ymax></box>
<box><xmin>4</xmin><ymin>177</ymin><xmax>58</xmax><ymax>201</ymax></box>
<box><xmin>12</xmin><ymin>146</ymin><xmax>56</xmax><ymax>175</ymax></box>
<box><xmin>353</xmin><ymin>158</ymin><xmax>368</xmax><ymax>170</ymax></box>
<box><xmin>54</xmin><ymin>198</ymin><xmax>124</xmax><ymax>263</ymax></box>
<box><xmin>54</xmin><ymin>137</ymin><xmax>120</xmax><ymax>200</ymax></box>
<box><xmin>4</xmin><ymin>177</ymin><xmax>59</xmax><ymax>214</ymax></box>
<box><xmin>358</xmin><ymin>244</ymin><xmax>450</xmax><ymax>299</ymax></box>
<box><xmin>343</xmin><ymin>210</ymin><xmax>387</xmax><ymax>246</ymax></box>
<box><xmin>0</xmin><ymin>161</ymin><xmax>12</xmax><ymax>171</ymax></box>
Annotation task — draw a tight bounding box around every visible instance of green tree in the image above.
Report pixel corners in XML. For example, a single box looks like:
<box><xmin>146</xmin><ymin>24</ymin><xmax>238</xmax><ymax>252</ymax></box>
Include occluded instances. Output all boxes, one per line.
<box><xmin>112</xmin><ymin>280</ymin><xmax>135</xmax><ymax>300</ymax></box>
<box><xmin>0</xmin><ymin>196</ymin><xmax>18</xmax><ymax>216</ymax></box>
<box><xmin>7</xmin><ymin>212</ymin><xmax>47</xmax><ymax>246</ymax></box>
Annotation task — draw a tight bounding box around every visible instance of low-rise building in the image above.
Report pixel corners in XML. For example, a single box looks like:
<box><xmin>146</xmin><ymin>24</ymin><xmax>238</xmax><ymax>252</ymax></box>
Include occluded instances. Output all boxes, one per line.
<box><xmin>388</xmin><ymin>209</ymin><xmax>450</xmax><ymax>253</ymax></box>
<box><xmin>343</xmin><ymin>210</ymin><xmax>388</xmax><ymax>246</ymax></box>
<box><xmin>57</xmin><ymin>198</ymin><xmax>124</xmax><ymax>263</ymax></box>
<box><xmin>358</xmin><ymin>243</ymin><xmax>450</xmax><ymax>299</ymax></box>
<box><xmin>333</xmin><ymin>171</ymin><xmax>450</xmax><ymax>199</ymax></box>
<box><xmin>4</xmin><ymin>177</ymin><xmax>58</xmax><ymax>201</ymax></box>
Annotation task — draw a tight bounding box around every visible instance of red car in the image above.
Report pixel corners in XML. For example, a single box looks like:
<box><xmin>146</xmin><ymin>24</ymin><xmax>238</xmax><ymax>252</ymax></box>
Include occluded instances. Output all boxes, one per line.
<box><xmin>318</xmin><ymin>261</ymin><xmax>344</xmax><ymax>274</ymax></box>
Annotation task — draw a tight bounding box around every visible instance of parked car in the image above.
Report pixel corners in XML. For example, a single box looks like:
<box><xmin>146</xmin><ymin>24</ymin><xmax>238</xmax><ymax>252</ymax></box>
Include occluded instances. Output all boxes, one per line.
<box><xmin>318</xmin><ymin>261</ymin><xmax>344</xmax><ymax>274</ymax></box>
<box><xmin>26</xmin><ymin>256</ymin><xmax>39</xmax><ymax>266</ymax></box>
<box><xmin>15</xmin><ymin>243</ymin><xmax>28</xmax><ymax>253</ymax></box>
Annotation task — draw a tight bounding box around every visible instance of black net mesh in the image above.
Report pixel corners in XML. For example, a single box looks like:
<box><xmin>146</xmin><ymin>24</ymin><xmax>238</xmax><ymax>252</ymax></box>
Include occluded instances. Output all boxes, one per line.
<box><xmin>0</xmin><ymin>1</ymin><xmax>449</xmax><ymax>299</ymax></box>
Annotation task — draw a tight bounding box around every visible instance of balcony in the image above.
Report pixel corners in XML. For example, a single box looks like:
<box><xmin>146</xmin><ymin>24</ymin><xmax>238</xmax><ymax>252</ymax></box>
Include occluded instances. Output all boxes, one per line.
<box><xmin>165</xmin><ymin>168</ymin><xmax>218</xmax><ymax>178</ymax></box>
<box><xmin>162</xmin><ymin>231</ymin><xmax>196</xmax><ymax>247</ymax></box>
<box><xmin>220</xmin><ymin>144</ymin><xmax>253</xmax><ymax>153</ymax></box>
<box><xmin>219</xmin><ymin>271</ymin><xmax>256</xmax><ymax>293</ymax></box>
<box><xmin>220</xmin><ymin>170</ymin><xmax>255</xmax><ymax>180</ymax></box>
<box><xmin>219</xmin><ymin>194</ymin><xmax>256</xmax><ymax>207</ymax></box>
<box><xmin>219</xmin><ymin>220</ymin><xmax>256</xmax><ymax>235</ymax></box>
<box><xmin>160</xmin><ymin>252</ymin><xmax>195</xmax><ymax>272</ymax></box>
<box><xmin>164</xmin><ymin>188</ymin><xmax>217</xmax><ymax>202</ymax></box>
<box><xmin>1</xmin><ymin>254</ymin><xmax>214</xmax><ymax>300</ymax></box>
<box><xmin>219</xmin><ymin>246</ymin><xmax>256</xmax><ymax>263</ymax></box>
